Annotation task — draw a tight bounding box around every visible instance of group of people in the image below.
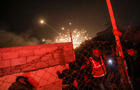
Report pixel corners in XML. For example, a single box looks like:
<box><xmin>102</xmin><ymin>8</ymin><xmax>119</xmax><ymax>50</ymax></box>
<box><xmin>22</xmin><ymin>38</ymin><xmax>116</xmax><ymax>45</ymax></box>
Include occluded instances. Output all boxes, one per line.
<box><xmin>57</xmin><ymin>48</ymin><xmax>121</xmax><ymax>90</ymax></box>
<box><xmin>8</xmin><ymin>42</ymin><xmax>136</xmax><ymax>90</ymax></box>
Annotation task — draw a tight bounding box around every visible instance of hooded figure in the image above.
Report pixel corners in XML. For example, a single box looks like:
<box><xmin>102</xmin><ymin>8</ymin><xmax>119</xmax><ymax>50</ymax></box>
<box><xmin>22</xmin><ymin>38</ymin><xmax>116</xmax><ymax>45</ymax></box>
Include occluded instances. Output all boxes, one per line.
<box><xmin>8</xmin><ymin>76</ymin><xmax>35</xmax><ymax>90</ymax></box>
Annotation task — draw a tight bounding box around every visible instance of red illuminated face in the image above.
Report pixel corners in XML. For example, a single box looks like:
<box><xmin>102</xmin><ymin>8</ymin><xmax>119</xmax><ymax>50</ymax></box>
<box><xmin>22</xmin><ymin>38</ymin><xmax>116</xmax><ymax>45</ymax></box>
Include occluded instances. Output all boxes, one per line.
<box><xmin>92</xmin><ymin>49</ymin><xmax>100</xmax><ymax>57</ymax></box>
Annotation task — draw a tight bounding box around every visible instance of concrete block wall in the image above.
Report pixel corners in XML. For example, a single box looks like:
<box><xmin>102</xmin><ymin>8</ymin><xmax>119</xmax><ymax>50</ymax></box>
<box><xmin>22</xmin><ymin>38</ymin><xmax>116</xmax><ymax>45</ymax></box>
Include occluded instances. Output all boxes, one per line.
<box><xmin>0</xmin><ymin>64</ymin><xmax>69</xmax><ymax>90</ymax></box>
<box><xmin>0</xmin><ymin>42</ymin><xmax>75</xmax><ymax>77</ymax></box>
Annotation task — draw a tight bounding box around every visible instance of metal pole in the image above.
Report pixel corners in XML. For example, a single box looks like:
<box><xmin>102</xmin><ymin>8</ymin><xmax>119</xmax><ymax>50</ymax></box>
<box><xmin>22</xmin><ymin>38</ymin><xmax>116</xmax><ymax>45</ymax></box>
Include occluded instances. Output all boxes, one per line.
<box><xmin>106</xmin><ymin>0</ymin><xmax>132</xmax><ymax>89</ymax></box>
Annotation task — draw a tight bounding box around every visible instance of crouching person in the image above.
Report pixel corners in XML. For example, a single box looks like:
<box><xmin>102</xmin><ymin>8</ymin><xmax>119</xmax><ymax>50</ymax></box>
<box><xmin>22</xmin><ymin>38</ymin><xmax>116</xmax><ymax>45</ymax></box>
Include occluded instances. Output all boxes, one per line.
<box><xmin>8</xmin><ymin>76</ymin><xmax>35</xmax><ymax>90</ymax></box>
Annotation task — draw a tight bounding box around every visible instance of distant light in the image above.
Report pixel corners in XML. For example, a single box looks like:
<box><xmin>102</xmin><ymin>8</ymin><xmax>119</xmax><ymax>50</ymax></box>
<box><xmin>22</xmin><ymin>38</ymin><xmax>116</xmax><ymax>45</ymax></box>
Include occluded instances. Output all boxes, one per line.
<box><xmin>40</xmin><ymin>19</ymin><xmax>45</xmax><ymax>24</ymax></box>
<box><xmin>108</xmin><ymin>59</ymin><xmax>113</xmax><ymax>65</ymax></box>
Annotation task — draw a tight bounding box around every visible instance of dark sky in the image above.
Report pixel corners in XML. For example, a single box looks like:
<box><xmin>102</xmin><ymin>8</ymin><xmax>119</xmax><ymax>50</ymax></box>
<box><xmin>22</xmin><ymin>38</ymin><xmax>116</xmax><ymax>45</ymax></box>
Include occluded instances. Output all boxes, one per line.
<box><xmin>0</xmin><ymin>0</ymin><xmax>140</xmax><ymax>47</ymax></box>
<box><xmin>0</xmin><ymin>0</ymin><xmax>139</xmax><ymax>31</ymax></box>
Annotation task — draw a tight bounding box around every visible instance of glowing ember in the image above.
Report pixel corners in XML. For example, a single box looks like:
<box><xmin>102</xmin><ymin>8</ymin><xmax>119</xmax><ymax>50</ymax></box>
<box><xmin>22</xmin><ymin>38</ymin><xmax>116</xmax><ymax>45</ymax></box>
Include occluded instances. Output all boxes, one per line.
<box><xmin>55</xmin><ymin>28</ymin><xmax>91</xmax><ymax>48</ymax></box>
<box><xmin>69</xmin><ymin>22</ymin><xmax>72</xmax><ymax>26</ymax></box>
<box><xmin>61</xmin><ymin>27</ymin><xmax>65</xmax><ymax>30</ymax></box>
<box><xmin>42</xmin><ymin>38</ymin><xmax>46</xmax><ymax>42</ymax></box>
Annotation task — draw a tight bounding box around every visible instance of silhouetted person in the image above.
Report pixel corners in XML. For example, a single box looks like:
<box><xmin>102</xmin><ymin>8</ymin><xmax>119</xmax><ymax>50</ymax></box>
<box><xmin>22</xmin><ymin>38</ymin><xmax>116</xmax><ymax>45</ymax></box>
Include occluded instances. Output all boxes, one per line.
<box><xmin>8</xmin><ymin>76</ymin><xmax>35</xmax><ymax>90</ymax></box>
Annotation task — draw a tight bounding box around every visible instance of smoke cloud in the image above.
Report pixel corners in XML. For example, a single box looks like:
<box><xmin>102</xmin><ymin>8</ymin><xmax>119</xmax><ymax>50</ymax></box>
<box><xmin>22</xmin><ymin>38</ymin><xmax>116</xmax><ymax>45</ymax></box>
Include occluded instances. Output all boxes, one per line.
<box><xmin>0</xmin><ymin>29</ymin><xmax>40</xmax><ymax>48</ymax></box>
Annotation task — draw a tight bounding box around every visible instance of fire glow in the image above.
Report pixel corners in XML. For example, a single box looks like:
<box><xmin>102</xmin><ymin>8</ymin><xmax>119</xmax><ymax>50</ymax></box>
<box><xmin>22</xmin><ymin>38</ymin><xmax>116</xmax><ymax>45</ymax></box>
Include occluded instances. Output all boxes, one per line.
<box><xmin>55</xmin><ymin>28</ymin><xmax>91</xmax><ymax>49</ymax></box>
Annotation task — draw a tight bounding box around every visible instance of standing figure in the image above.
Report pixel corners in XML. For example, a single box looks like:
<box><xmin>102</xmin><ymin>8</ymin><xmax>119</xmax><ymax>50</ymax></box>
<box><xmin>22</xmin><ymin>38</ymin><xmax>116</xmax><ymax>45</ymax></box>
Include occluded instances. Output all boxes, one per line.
<box><xmin>90</xmin><ymin>48</ymin><xmax>106</xmax><ymax>77</ymax></box>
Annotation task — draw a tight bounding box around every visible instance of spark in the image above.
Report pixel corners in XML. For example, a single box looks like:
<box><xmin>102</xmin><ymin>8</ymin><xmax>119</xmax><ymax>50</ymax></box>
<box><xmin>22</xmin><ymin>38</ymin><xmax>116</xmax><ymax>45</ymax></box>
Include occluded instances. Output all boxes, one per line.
<box><xmin>42</xmin><ymin>38</ymin><xmax>46</xmax><ymax>42</ymax></box>
<box><xmin>61</xmin><ymin>27</ymin><xmax>65</xmax><ymax>30</ymax></box>
<box><xmin>69</xmin><ymin>22</ymin><xmax>72</xmax><ymax>26</ymax></box>
<box><xmin>55</xmin><ymin>28</ymin><xmax>91</xmax><ymax>48</ymax></box>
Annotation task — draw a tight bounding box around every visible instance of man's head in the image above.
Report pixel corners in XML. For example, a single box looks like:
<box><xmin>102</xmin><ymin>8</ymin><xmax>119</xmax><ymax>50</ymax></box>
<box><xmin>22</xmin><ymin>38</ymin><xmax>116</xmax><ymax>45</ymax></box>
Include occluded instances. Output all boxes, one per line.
<box><xmin>16</xmin><ymin>76</ymin><xmax>28</xmax><ymax>85</ymax></box>
<box><xmin>127</xmin><ymin>49</ymin><xmax>135</xmax><ymax>56</ymax></box>
<box><xmin>92</xmin><ymin>48</ymin><xmax>100</xmax><ymax>57</ymax></box>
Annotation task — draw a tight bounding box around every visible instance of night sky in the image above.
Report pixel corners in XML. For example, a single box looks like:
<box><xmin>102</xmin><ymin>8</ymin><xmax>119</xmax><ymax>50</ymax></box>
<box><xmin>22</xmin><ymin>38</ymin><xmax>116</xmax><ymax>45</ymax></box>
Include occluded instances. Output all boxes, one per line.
<box><xmin>0</xmin><ymin>0</ymin><xmax>139</xmax><ymax>47</ymax></box>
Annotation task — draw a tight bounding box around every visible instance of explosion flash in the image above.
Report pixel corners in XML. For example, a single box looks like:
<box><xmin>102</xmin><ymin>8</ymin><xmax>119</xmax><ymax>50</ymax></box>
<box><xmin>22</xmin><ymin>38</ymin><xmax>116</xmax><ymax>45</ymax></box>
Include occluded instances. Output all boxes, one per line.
<box><xmin>55</xmin><ymin>28</ymin><xmax>91</xmax><ymax>49</ymax></box>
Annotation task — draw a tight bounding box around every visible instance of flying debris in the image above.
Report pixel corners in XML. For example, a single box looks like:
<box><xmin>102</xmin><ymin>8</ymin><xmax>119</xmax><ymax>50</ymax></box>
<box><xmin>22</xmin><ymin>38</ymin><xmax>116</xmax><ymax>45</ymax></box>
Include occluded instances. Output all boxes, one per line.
<box><xmin>55</xmin><ymin>28</ymin><xmax>91</xmax><ymax>48</ymax></box>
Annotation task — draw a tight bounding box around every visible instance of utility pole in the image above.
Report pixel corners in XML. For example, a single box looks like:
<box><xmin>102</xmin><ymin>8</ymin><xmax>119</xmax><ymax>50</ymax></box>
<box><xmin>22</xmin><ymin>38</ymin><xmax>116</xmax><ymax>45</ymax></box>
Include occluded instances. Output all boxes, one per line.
<box><xmin>106</xmin><ymin>0</ymin><xmax>132</xmax><ymax>89</ymax></box>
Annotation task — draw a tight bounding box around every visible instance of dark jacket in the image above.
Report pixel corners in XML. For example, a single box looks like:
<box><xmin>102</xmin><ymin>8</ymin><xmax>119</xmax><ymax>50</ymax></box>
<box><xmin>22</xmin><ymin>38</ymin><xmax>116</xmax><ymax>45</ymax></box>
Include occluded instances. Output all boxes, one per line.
<box><xmin>8</xmin><ymin>81</ymin><xmax>35</xmax><ymax>90</ymax></box>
